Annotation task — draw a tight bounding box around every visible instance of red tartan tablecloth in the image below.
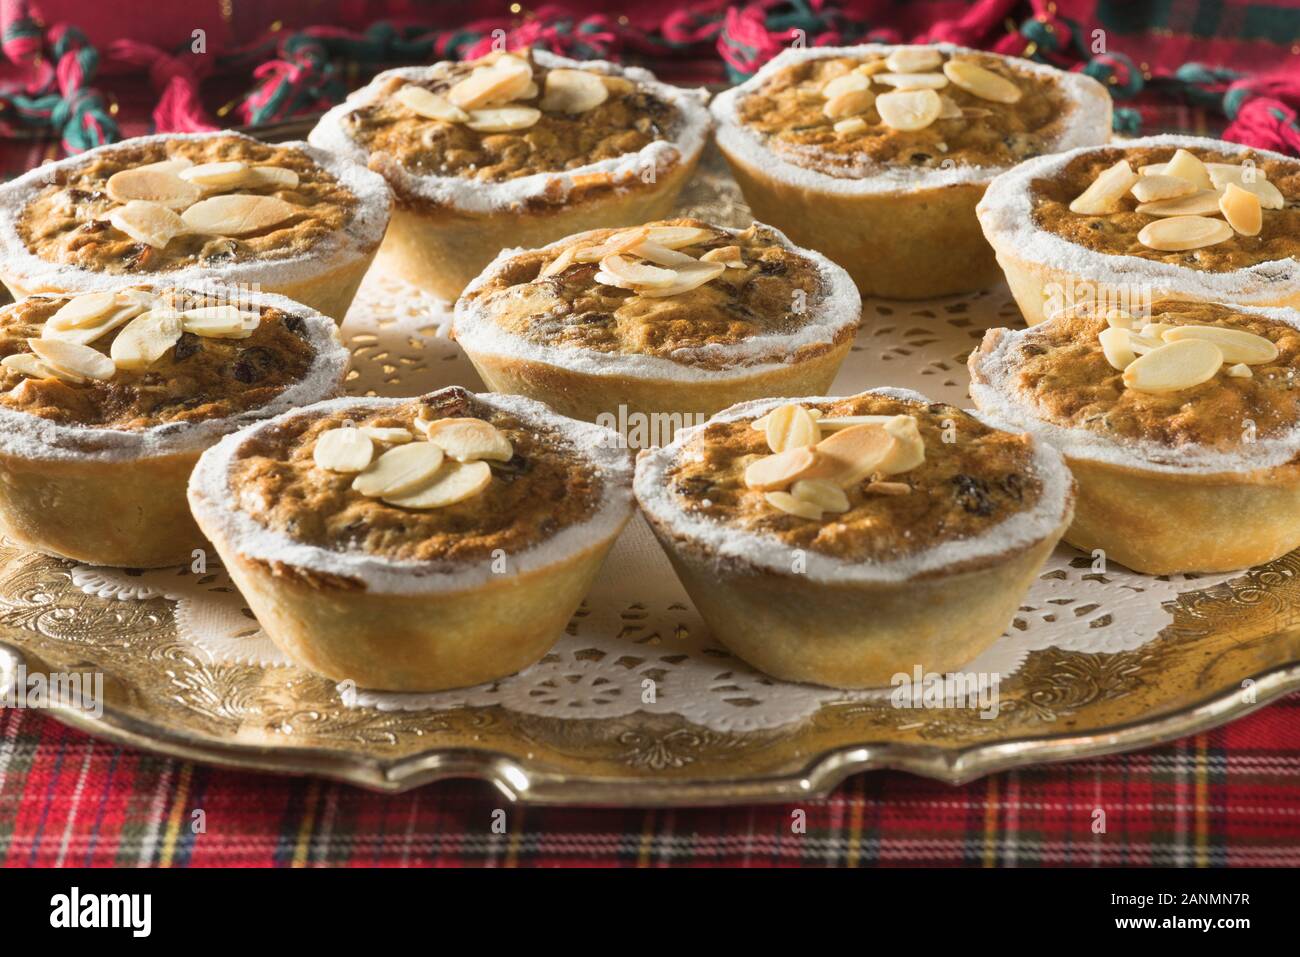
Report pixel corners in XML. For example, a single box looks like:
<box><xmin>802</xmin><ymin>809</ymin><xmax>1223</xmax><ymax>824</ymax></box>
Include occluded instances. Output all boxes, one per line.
<box><xmin>3</xmin><ymin>697</ymin><xmax>1299</xmax><ymax>867</ymax></box>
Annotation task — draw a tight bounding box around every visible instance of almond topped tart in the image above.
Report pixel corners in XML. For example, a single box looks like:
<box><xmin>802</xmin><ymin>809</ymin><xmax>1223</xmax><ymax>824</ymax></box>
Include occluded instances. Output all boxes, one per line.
<box><xmin>453</xmin><ymin>218</ymin><xmax>860</xmax><ymax>435</ymax></box>
<box><xmin>0</xmin><ymin>131</ymin><xmax>391</xmax><ymax>320</ymax></box>
<box><xmin>187</xmin><ymin>386</ymin><xmax>634</xmax><ymax>691</ymax></box>
<box><xmin>709</xmin><ymin>44</ymin><xmax>1111</xmax><ymax>299</ymax></box>
<box><xmin>634</xmin><ymin>388</ymin><xmax>1075</xmax><ymax>688</ymax></box>
<box><xmin>0</xmin><ymin>284</ymin><xmax>347</xmax><ymax>568</ymax></box>
<box><xmin>970</xmin><ymin>299</ymin><xmax>1300</xmax><ymax>575</ymax></box>
<box><xmin>978</xmin><ymin>135</ymin><xmax>1300</xmax><ymax>325</ymax></box>
<box><xmin>310</xmin><ymin>48</ymin><xmax>710</xmax><ymax>300</ymax></box>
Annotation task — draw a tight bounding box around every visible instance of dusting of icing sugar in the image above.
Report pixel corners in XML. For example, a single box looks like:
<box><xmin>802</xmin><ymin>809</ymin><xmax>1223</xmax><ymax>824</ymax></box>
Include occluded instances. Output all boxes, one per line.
<box><xmin>976</xmin><ymin>133</ymin><xmax>1300</xmax><ymax>305</ymax></box>
<box><xmin>710</xmin><ymin>43</ymin><xmax>1112</xmax><ymax>196</ymax></box>
<box><xmin>451</xmin><ymin>220</ymin><xmax>861</xmax><ymax>382</ymax></box>
<box><xmin>187</xmin><ymin>389</ymin><xmax>636</xmax><ymax>596</ymax></box>
<box><xmin>969</xmin><ymin>300</ymin><xmax>1300</xmax><ymax>475</ymax></box>
<box><xmin>309</xmin><ymin>50</ymin><xmax>711</xmax><ymax>215</ymax></box>
<box><xmin>0</xmin><ymin>130</ymin><xmax>392</xmax><ymax>295</ymax></box>
<box><xmin>0</xmin><ymin>288</ymin><xmax>348</xmax><ymax>463</ymax></box>
<box><xmin>633</xmin><ymin>387</ymin><xmax>1075</xmax><ymax>584</ymax></box>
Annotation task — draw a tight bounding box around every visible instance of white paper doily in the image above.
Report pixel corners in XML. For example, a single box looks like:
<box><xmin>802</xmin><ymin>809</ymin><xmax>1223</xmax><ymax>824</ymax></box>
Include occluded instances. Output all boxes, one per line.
<box><xmin>66</xmin><ymin>265</ymin><xmax>1248</xmax><ymax>733</ymax></box>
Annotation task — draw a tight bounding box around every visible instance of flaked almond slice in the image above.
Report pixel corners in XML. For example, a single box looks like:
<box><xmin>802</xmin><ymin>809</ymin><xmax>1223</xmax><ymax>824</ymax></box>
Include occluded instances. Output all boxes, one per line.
<box><xmin>1105</xmin><ymin>310</ymin><xmax>1136</xmax><ymax>329</ymax></box>
<box><xmin>106</xmin><ymin>167</ymin><xmax>201</xmax><ymax>209</ymax></box>
<box><xmin>885</xmin><ymin>47</ymin><xmax>943</xmax><ymax>73</ymax></box>
<box><xmin>394</xmin><ymin>84</ymin><xmax>469</xmax><ymax>122</ymax></box>
<box><xmin>1122</xmin><ymin>338</ymin><xmax>1223</xmax><ymax>394</ymax></box>
<box><xmin>875</xmin><ymin>88</ymin><xmax>942</xmax><ymax>131</ymax></box>
<box><xmin>643</xmin><ymin>225</ymin><xmax>715</xmax><ymax>249</ymax></box>
<box><xmin>1135</xmin><ymin>188</ymin><xmax>1224</xmax><ymax>217</ymax></box>
<box><xmin>538</xmin><ymin>68</ymin><xmax>609</xmax><ymax>113</ymax></box>
<box><xmin>48</xmin><ymin>292</ymin><xmax>118</xmax><ymax>330</ymax></box>
<box><xmin>110</xmin><ymin>200</ymin><xmax>185</xmax><ymax>249</ymax></box>
<box><xmin>383</xmin><ymin>460</ymin><xmax>491</xmax><ymax>509</ymax></box>
<box><xmin>29</xmin><ymin>338</ymin><xmax>115</xmax><ymax>381</ymax></box>
<box><xmin>1099</xmin><ymin>326</ymin><xmax>1137</xmax><ymax>371</ymax></box>
<box><xmin>594</xmin><ymin>270</ymin><xmax>631</xmax><ymax>290</ymax></box>
<box><xmin>1162</xmin><ymin>323</ymin><xmax>1278</xmax><ymax>364</ymax></box>
<box><xmin>751</xmin><ymin>408</ymin><xmax>822</xmax><ymax>431</ymax></box>
<box><xmin>700</xmin><ymin>245</ymin><xmax>745</xmax><ymax>268</ymax></box>
<box><xmin>635</xmin><ymin>260</ymin><xmax>726</xmax><ymax>298</ymax></box>
<box><xmin>1</xmin><ymin>353</ymin><xmax>57</xmax><ymax>380</ymax></box>
<box><xmin>1137</xmin><ymin>214</ymin><xmax>1232</xmax><ymax>251</ymax></box>
<box><xmin>942</xmin><ymin>59</ymin><xmax>1021</xmax><ymax>103</ymax></box>
<box><xmin>448</xmin><ymin>58</ymin><xmax>533</xmax><ymax>110</ymax></box>
<box><xmin>361</xmin><ymin>427</ymin><xmax>414</xmax><ymax>444</ymax></box>
<box><xmin>538</xmin><ymin>244</ymin><xmax>580</xmax><ymax>279</ymax></box>
<box><xmin>856</xmin><ymin>58</ymin><xmax>889</xmax><ymax>77</ymax></box>
<box><xmin>139</xmin><ymin>156</ymin><xmax>193</xmax><ymax>175</ymax></box>
<box><xmin>573</xmin><ymin>227</ymin><xmax>649</xmax><ymax>262</ymax></box>
<box><xmin>764</xmin><ymin>491</ymin><xmax>822</xmax><ymax>521</ymax></box>
<box><xmin>874</xmin><ymin>72</ymin><xmax>948</xmax><ymax>90</ymax></box>
<box><xmin>182</xmin><ymin>194</ymin><xmax>298</xmax><ymax>236</ymax></box>
<box><xmin>822</xmin><ymin>72</ymin><xmax>872</xmax><ymax>99</ymax></box>
<box><xmin>1162</xmin><ymin>148</ymin><xmax>1213</xmax><ymax>189</ymax></box>
<box><xmin>1208</xmin><ymin>162</ymin><xmax>1266</xmax><ymax>189</ymax></box>
<box><xmin>801</xmin><ymin>423</ymin><xmax>895</xmax><ymax>488</ymax></box>
<box><xmin>765</xmin><ymin>403</ymin><xmax>820</xmax><ymax>453</ymax></box>
<box><xmin>936</xmin><ymin>95</ymin><xmax>962</xmax><ymax>119</ymax></box>
<box><xmin>181</xmin><ymin>305</ymin><xmax>257</xmax><ymax>338</ymax></box>
<box><xmin>744</xmin><ymin>446</ymin><xmax>818</xmax><ymax>491</ymax></box>
<box><xmin>1139</xmin><ymin>162</ymin><xmax>1168</xmax><ymax>177</ymax></box>
<box><xmin>246</xmin><ymin>166</ymin><xmax>300</xmax><ymax>190</ymax></box>
<box><xmin>865</xmin><ymin>481</ymin><xmax>911</xmax><ymax>496</ymax></box>
<box><xmin>464</xmin><ymin>105</ymin><xmax>541</xmax><ymax>133</ymax></box>
<box><xmin>834</xmin><ymin>117</ymin><xmax>868</xmax><ymax>135</ymax></box>
<box><xmin>824</xmin><ymin>87</ymin><xmax>875</xmax><ymax>120</ymax></box>
<box><xmin>179</xmin><ymin>161</ymin><xmax>249</xmax><ymax>189</ymax></box>
<box><xmin>630</xmin><ymin>240</ymin><xmax>697</xmax><ymax>268</ymax></box>
<box><xmin>791</xmin><ymin>478</ymin><xmax>850</xmax><ymax>514</ymax></box>
<box><xmin>43</xmin><ymin>302</ymin><xmax>137</xmax><ymax>346</ymax></box>
<box><xmin>109</xmin><ymin>311</ymin><xmax>183</xmax><ymax>370</ymax></box>
<box><xmin>1227</xmin><ymin>363</ymin><xmax>1253</xmax><ymax>378</ymax></box>
<box><xmin>352</xmin><ymin>441</ymin><xmax>446</xmax><ymax>497</ymax></box>
<box><xmin>877</xmin><ymin>415</ymin><xmax>925</xmax><ymax>474</ymax></box>
<box><xmin>1068</xmin><ymin>160</ymin><xmax>1139</xmax><ymax>215</ymax></box>
<box><xmin>313</xmin><ymin>427</ymin><xmax>374</xmax><ymax>473</ymax></box>
<box><xmin>600</xmin><ymin>254</ymin><xmax>678</xmax><ymax>289</ymax></box>
<box><xmin>1230</xmin><ymin>176</ymin><xmax>1285</xmax><ymax>210</ymax></box>
<box><xmin>1131</xmin><ymin>174</ymin><xmax>1197</xmax><ymax>203</ymax></box>
<box><xmin>1137</xmin><ymin>321</ymin><xmax>1175</xmax><ymax>341</ymax></box>
<box><xmin>1219</xmin><ymin>182</ymin><xmax>1263</xmax><ymax>236</ymax></box>
<box><xmin>422</xmin><ymin>417</ymin><xmax>513</xmax><ymax>462</ymax></box>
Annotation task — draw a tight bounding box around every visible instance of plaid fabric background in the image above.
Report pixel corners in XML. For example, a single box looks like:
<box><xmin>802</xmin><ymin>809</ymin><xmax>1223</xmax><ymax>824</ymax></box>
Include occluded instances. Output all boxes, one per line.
<box><xmin>3</xmin><ymin>696</ymin><xmax>1299</xmax><ymax>867</ymax></box>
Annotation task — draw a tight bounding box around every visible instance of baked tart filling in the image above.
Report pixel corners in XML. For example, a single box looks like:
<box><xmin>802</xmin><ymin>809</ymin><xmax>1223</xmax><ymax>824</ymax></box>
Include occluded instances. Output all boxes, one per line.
<box><xmin>455</xmin><ymin>218</ymin><xmax>857</xmax><ymax>374</ymax></box>
<box><xmin>15</xmin><ymin>134</ymin><xmax>360</xmax><ymax>274</ymax></box>
<box><xmin>0</xmin><ymin>287</ymin><xmax>325</xmax><ymax>431</ymax></box>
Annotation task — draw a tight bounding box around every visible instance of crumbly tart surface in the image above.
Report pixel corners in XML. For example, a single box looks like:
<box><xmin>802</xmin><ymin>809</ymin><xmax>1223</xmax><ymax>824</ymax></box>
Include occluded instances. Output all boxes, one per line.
<box><xmin>635</xmin><ymin>389</ymin><xmax>1074</xmax><ymax>582</ymax></box>
<box><xmin>454</xmin><ymin>219</ymin><xmax>860</xmax><ymax>380</ymax></box>
<box><xmin>969</xmin><ymin>299</ymin><xmax>1300</xmax><ymax>474</ymax></box>
<box><xmin>310</xmin><ymin>50</ymin><xmax>710</xmax><ymax>213</ymax></box>
<box><xmin>711</xmin><ymin>44</ymin><xmax>1110</xmax><ymax>194</ymax></box>
<box><xmin>0</xmin><ymin>131</ymin><xmax>391</xmax><ymax>292</ymax></box>
<box><xmin>0</xmin><ymin>287</ymin><xmax>346</xmax><ymax>461</ymax></box>
<box><xmin>978</xmin><ymin>135</ymin><xmax>1300</xmax><ymax>304</ymax></box>
<box><xmin>190</xmin><ymin>388</ymin><xmax>634</xmax><ymax>592</ymax></box>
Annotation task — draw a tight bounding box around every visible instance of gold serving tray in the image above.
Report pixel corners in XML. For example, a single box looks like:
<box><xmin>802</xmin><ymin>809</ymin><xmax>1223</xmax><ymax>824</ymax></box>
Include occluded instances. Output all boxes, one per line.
<box><xmin>2</xmin><ymin>148</ymin><xmax>1299</xmax><ymax>803</ymax></box>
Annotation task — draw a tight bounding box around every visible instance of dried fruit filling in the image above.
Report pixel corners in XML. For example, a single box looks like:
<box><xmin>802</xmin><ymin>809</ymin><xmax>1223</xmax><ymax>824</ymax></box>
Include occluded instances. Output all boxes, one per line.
<box><xmin>344</xmin><ymin>56</ymin><xmax>679</xmax><ymax>184</ymax></box>
<box><xmin>736</xmin><ymin>51</ymin><xmax>1069</xmax><ymax>176</ymax></box>
<box><xmin>459</xmin><ymin>220</ymin><xmax>838</xmax><ymax>368</ymax></box>
<box><xmin>227</xmin><ymin>389</ymin><xmax>605</xmax><ymax>563</ymax></box>
<box><xmin>1033</xmin><ymin>146</ymin><xmax>1300</xmax><ymax>270</ymax></box>
<box><xmin>17</xmin><ymin>135</ymin><xmax>357</xmax><ymax>273</ymax></box>
<box><xmin>666</xmin><ymin>394</ymin><xmax>1043</xmax><ymax>563</ymax></box>
<box><xmin>1004</xmin><ymin>301</ymin><xmax>1300</xmax><ymax>448</ymax></box>
<box><xmin>0</xmin><ymin>292</ymin><xmax>315</xmax><ymax>429</ymax></box>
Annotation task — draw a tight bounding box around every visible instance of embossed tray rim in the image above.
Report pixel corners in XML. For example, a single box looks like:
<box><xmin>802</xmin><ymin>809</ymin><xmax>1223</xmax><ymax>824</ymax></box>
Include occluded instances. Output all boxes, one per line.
<box><xmin>4</xmin><ymin>641</ymin><xmax>1294</xmax><ymax>800</ymax></box>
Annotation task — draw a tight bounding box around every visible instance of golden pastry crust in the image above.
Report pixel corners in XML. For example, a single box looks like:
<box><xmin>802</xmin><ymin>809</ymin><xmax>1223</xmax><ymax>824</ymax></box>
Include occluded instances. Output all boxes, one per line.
<box><xmin>227</xmin><ymin>388</ymin><xmax>605</xmax><ymax>563</ymax></box>
<box><xmin>344</xmin><ymin>54</ymin><xmax>677</xmax><ymax>185</ymax></box>
<box><xmin>739</xmin><ymin>50</ymin><xmax>1069</xmax><ymax>175</ymax></box>
<box><xmin>459</xmin><ymin>219</ymin><xmax>837</xmax><ymax>367</ymax></box>
<box><xmin>0</xmin><ymin>292</ymin><xmax>317</xmax><ymax>430</ymax></box>
<box><xmin>1033</xmin><ymin>145</ymin><xmax>1300</xmax><ymax>271</ymax></box>
<box><xmin>1004</xmin><ymin>301</ymin><xmax>1300</xmax><ymax>448</ymax></box>
<box><xmin>17</xmin><ymin>135</ymin><xmax>357</xmax><ymax>274</ymax></box>
<box><xmin>664</xmin><ymin>393</ymin><xmax>1042</xmax><ymax>565</ymax></box>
